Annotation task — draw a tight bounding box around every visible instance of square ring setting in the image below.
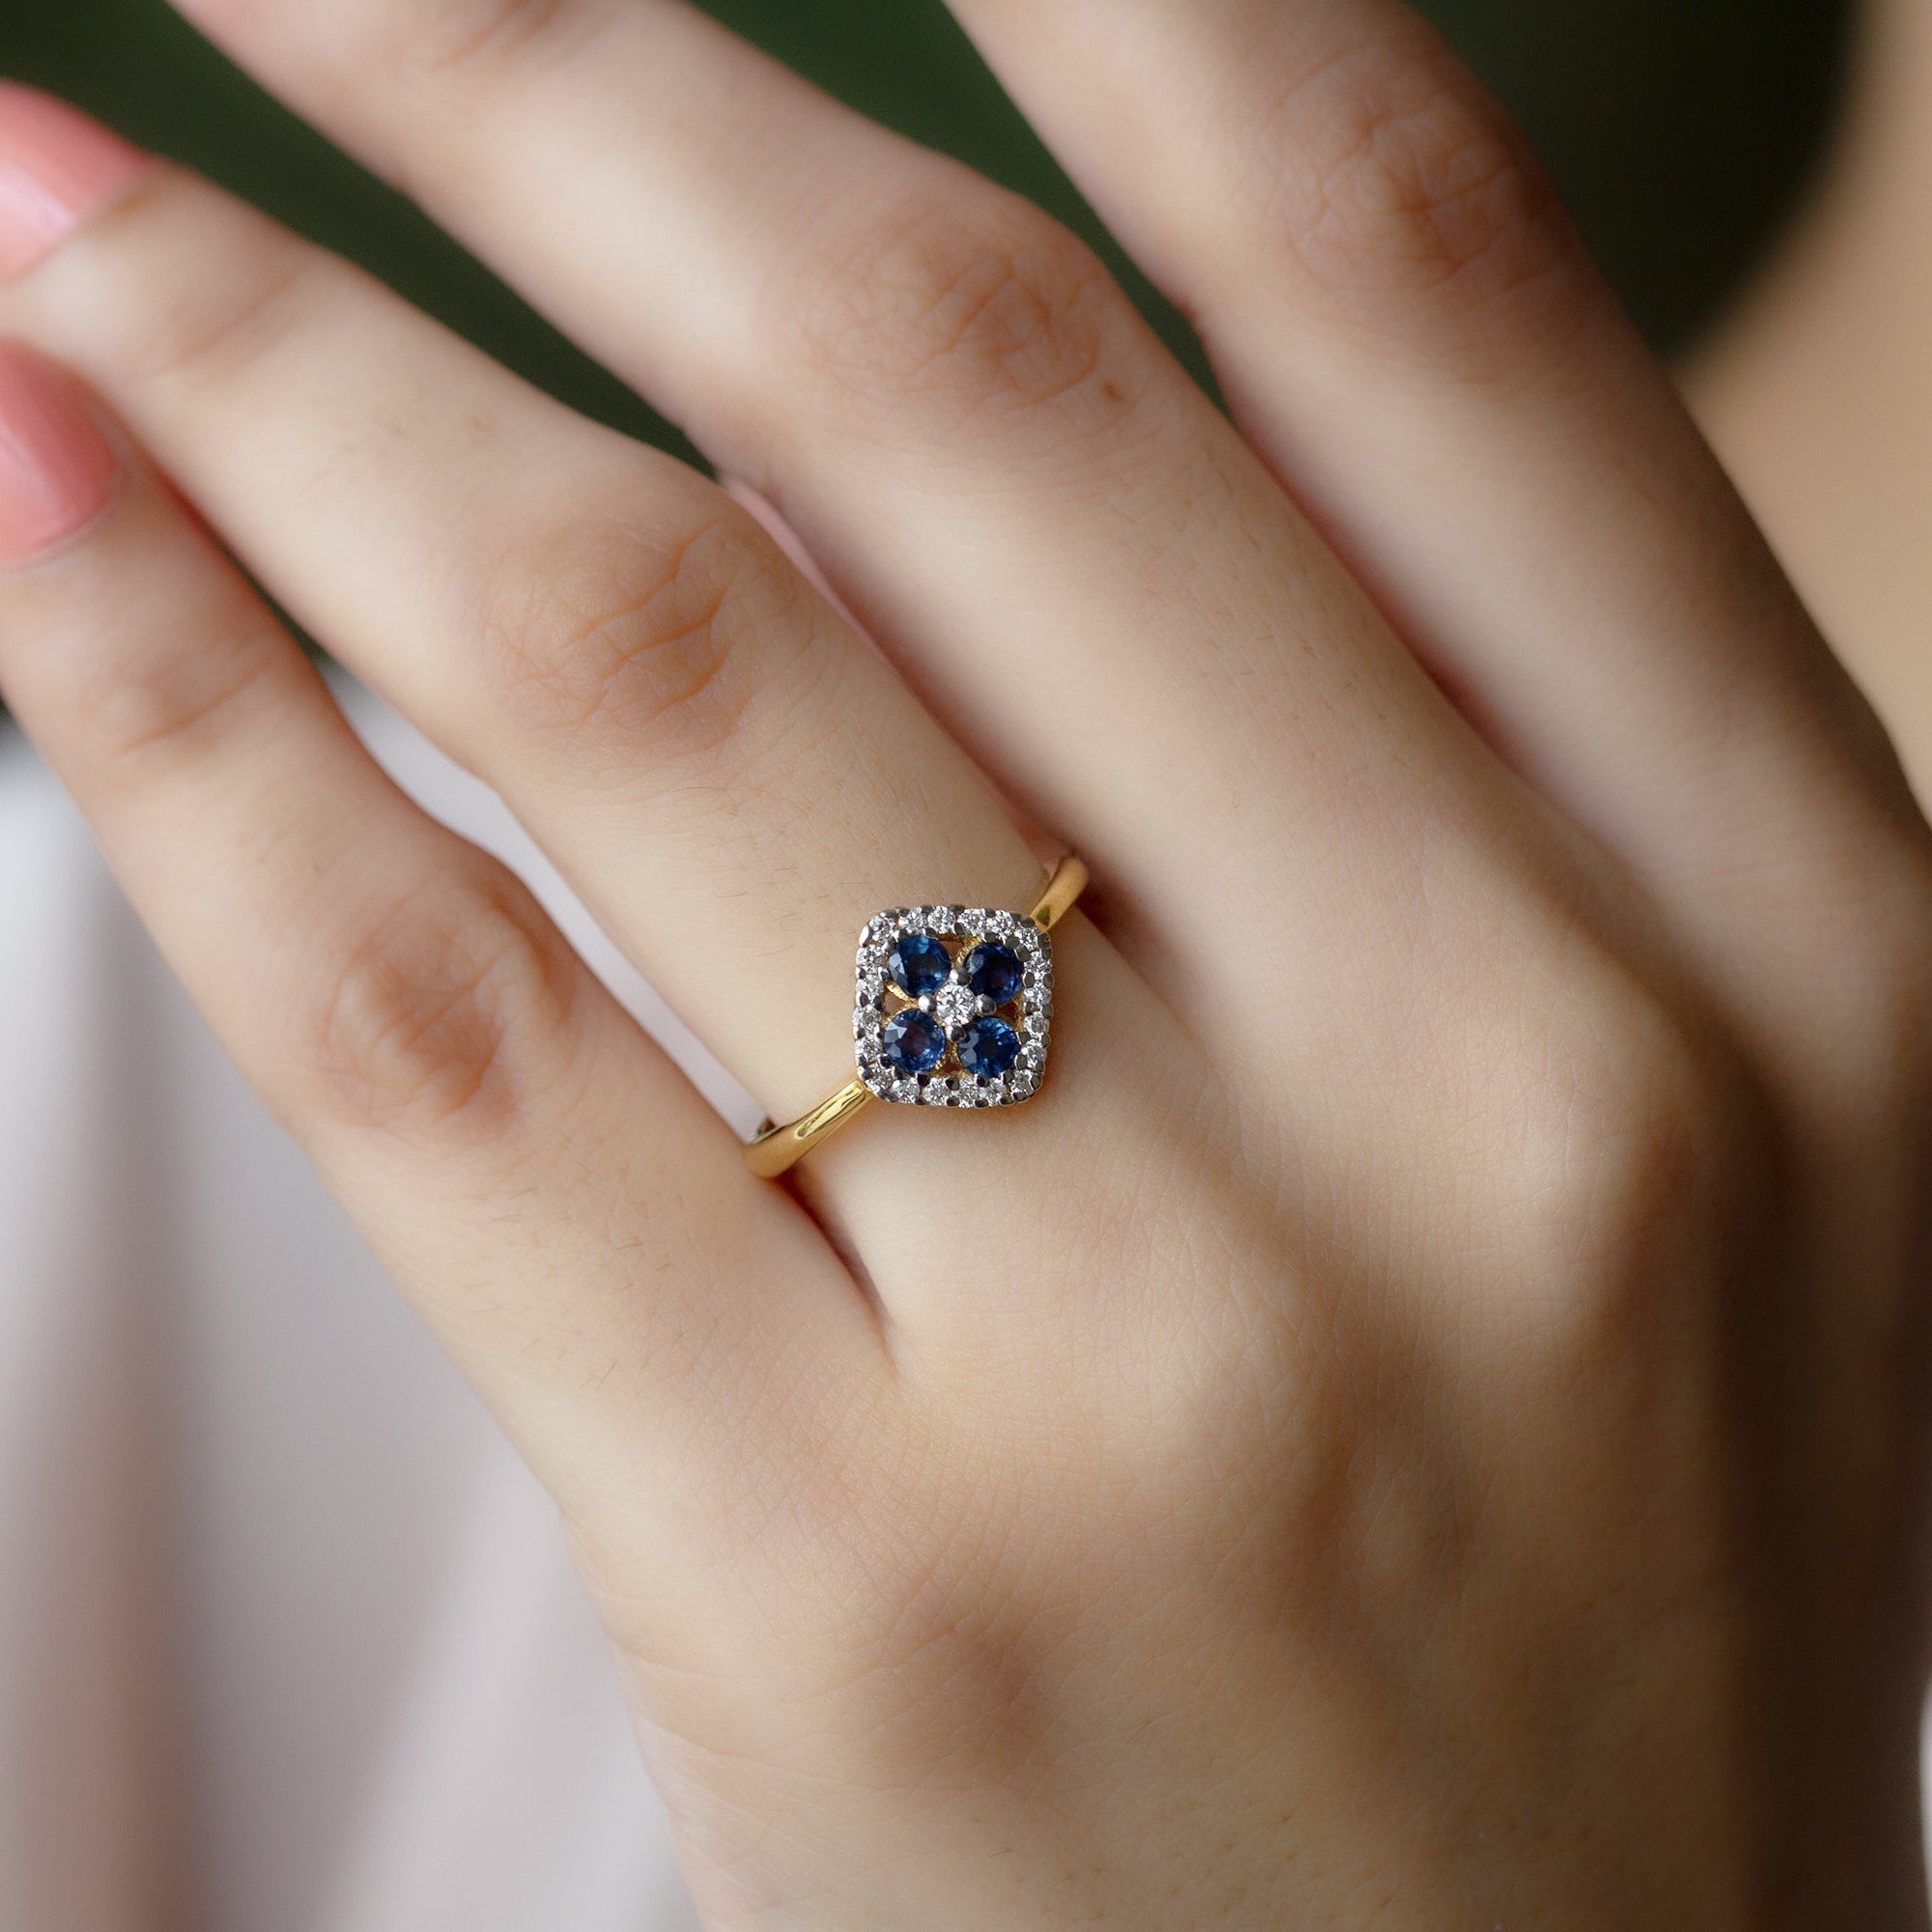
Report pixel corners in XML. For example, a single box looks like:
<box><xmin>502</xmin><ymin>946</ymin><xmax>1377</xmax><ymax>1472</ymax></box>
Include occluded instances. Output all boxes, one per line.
<box><xmin>853</xmin><ymin>904</ymin><xmax>1054</xmax><ymax>1108</ymax></box>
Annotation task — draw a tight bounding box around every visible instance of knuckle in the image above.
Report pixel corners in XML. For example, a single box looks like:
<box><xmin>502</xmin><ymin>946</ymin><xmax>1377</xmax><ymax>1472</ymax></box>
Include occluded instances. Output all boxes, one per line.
<box><xmin>1253</xmin><ymin>26</ymin><xmax>1577</xmax><ymax>317</ymax></box>
<box><xmin>295</xmin><ymin>862</ymin><xmax>581</xmax><ymax>1145</ymax></box>
<box><xmin>71</xmin><ymin>605</ymin><xmax>288</xmax><ymax>785</ymax></box>
<box><xmin>1508</xmin><ymin>965</ymin><xmax>1751</xmax><ymax>1289</ymax></box>
<box><xmin>385</xmin><ymin>0</ymin><xmax>597</xmax><ymax>87</ymax></box>
<box><xmin>467</xmin><ymin>489</ymin><xmax>821</xmax><ymax>785</ymax></box>
<box><xmin>775</xmin><ymin>185</ymin><xmax>1131</xmax><ymax>425</ymax></box>
<box><xmin>126</xmin><ymin>232</ymin><xmax>326</xmax><ymax>392</ymax></box>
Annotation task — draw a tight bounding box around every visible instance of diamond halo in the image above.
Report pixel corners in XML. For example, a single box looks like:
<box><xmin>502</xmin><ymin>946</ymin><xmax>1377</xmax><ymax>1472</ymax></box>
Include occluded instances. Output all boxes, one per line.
<box><xmin>855</xmin><ymin>905</ymin><xmax>1054</xmax><ymax>1107</ymax></box>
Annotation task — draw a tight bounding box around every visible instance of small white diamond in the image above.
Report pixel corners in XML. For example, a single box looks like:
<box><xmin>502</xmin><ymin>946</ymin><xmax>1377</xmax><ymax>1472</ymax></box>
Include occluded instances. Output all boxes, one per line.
<box><xmin>962</xmin><ymin>907</ymin><xmax>988</xmax><ymax>936</ymax></box>
<box><xmin>1009</xmin><ymin>1070</ymin><xmax>1038</xmax><ymax>1099</ymax></box>
<box><xmin>892</xmin><ymin>1079</ymin><xmax>920</xmax><ymax>1105</ymax></box>
<box><xmin>927</xmin><ymin>905</ymin><xmax>953</xmax><ymax>934</ymax></box>
<box><xmin>933</xmin><ymin>982</ymin><xmax>979</xmax><ymax>1032</ymax></box>
<box><xmin>986</xmin><ymin>910</ymin><xmax>1014</xmax><ymax>938</ymax></box>
<box><xmin>1026</xmin><ymin>1013</ymin><xmax>1050</xmax><ymax>1038</ymax></box>
<box><xmin>1019</xmin><ymin>1042</ymin><xmax>1046</xmax><ymax>1073</ymax></box>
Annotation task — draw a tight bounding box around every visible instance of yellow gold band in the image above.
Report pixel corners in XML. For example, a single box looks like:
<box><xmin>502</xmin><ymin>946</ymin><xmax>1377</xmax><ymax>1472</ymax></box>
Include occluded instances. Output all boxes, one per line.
<box><xmin>745</xmin><ymin>856</ymin><xmax>1088</xmax><ymax>1179</ymax></box>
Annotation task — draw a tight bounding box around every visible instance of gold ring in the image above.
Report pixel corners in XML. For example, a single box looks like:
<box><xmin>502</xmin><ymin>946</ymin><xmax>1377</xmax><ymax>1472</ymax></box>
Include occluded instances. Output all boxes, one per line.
<box><xmin>745</xmin><ymin>857</ymin><xmax>1088</xmax><ymax>1179</ymax></box>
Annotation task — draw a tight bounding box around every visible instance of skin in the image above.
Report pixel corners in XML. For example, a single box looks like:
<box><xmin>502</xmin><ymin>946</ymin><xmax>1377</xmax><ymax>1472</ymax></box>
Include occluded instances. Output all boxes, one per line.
<box><xmin>1</xmin><ymin>0</ymin><xmax>1931</xmax><ymax>1924</ymax></box>
<box><xmin>1692</xmin><ymin>0</ymin><xmax>1932</xmax><ymax>802</ymax></box>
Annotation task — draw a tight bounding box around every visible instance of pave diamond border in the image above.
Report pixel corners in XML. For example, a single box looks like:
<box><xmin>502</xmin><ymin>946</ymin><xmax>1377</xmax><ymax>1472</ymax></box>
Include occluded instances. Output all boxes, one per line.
<box><xmin>855</xmin><ymin>904</ymin><xmax>1053</xmax><ymax>1107</ymax></box>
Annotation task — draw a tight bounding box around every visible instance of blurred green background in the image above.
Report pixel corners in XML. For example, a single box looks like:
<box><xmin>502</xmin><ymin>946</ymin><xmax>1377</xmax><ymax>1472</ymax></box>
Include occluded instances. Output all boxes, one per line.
<box><xmin>0</xmin><ymin>0</ymin><xmax>1855</xmax><ymax>468</ymax></box>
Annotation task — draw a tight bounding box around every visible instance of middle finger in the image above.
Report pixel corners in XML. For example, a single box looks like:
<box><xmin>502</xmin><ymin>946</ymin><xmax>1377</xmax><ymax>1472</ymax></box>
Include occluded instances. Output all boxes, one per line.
<box><xmin>162</xmin><ymin>0</ymin><xmax>1542</xmax><ymax>1033</ymax></box>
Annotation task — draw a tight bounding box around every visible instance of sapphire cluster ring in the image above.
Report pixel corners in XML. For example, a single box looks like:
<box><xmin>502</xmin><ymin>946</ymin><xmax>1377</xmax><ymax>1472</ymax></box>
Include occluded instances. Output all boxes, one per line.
<box><xmin>745</xmin><ymin>857</ymin><xmax>1088</xmax><ymax>1179</ymax></box>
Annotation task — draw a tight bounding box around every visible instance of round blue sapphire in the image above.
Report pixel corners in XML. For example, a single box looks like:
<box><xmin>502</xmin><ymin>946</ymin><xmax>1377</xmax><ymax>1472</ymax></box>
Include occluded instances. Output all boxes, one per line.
<box><xmin>888</xmin><ymin>931</ymin><xmax>952</xmax><ymax>1000</ymax></box>
<box><xmin>882</xmin><ymin>1009</ymin><xmax>948</xmax><ymax>1076</ymax></box>
<box><xmin>955</xmin><ymin>1016</ymin><xmax>1021</xmax><ymax>1078</ymax></box>
<box><xmin>961</xmin><ymin>942</ymin><xmax>1024</xmax><ymax>1008</ymax></box>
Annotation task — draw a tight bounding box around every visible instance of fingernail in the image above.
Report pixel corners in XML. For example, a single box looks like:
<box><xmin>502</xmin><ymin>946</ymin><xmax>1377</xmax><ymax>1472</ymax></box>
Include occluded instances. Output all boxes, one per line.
<box><xmin>0</xmin><ymin>83</ymin><xmax>154</xmax><ymax>278</ymax></box>
<box><xmin>0</xmin><ymin>344</ymin><xmax>122</xmax><ymax>566</ymax></box>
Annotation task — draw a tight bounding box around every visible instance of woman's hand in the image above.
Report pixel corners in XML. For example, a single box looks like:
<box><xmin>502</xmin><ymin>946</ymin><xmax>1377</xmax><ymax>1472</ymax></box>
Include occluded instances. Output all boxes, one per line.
<box><xmin>2</xmin><ymin>2</ymin><xmax>1930</xmax><ymax>1924</ymax></box>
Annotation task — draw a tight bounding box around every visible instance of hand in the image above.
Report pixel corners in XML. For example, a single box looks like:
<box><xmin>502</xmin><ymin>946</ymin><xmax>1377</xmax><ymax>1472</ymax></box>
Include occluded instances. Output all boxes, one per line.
<box><xmin>1</xmin><ymin>3</ymin><xmax>1929</xmax><ymax>1925</ymax></box>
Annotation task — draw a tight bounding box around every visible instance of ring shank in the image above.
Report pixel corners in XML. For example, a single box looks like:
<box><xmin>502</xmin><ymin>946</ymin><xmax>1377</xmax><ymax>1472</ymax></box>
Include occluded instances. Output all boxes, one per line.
<box><xmin>745</xmin><ymin>856</ymin><xmax>1088</xmax><ymax>1179</ymax></box>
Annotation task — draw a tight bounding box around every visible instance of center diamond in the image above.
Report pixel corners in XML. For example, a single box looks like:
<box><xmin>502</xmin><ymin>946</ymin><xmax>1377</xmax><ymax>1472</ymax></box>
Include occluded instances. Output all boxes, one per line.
<box><xmin>933</xmin><ymin>982</ymin><xmax>980</xmax><ymax>1033</ymax></box>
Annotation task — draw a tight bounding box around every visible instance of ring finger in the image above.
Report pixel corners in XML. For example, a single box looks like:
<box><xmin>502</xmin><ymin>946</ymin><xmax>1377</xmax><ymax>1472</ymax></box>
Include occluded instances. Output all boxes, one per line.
<box><xmin>0</xmin><ymin>148</ymin><xmax>1034</xmax><ymax>1115</ymax></box>
<box><xmin>0</xmin><ymin>93</ymin><xmax>1202</xmax><ymax>1345</ymax></box>
<box><xmin>0</xmin><ymin>341</ymin><xmax>872</xmax><ymax>1546</ymax></box>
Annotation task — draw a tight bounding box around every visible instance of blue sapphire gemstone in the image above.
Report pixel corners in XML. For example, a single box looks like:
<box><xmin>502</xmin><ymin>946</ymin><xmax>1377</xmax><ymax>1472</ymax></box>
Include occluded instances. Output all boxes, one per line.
<box><xmin>955</xmin><ymin>1016</ymin><xmax>1021</xmax><ymax>1078</ymax></box>
<box><xmin>888</xmin><ymin>931</ymin><xmax>952</xmax><ymax>1000</ymax></box>
<box><xmin>882</xmin><ymin>1009</ymin><xmax>948</xmax><ymax>1076</ymax></box>
<box><xmin>961</xmin><ymin>942</ymin><xmax>1024</xmax><ymax>1008</ymax></box>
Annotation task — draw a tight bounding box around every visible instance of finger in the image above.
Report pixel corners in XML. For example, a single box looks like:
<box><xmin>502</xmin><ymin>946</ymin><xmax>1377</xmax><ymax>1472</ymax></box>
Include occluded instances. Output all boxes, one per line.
<box><xmin>0</xmin><ymin>123</ymin><xmax>1054</xmax><ymax>1131</ymax></box>
<box><xmin>154</xmin><ymin>0</ymin><xmax>1549</xmax><ymax>1025</ymax></box>
<box><xmin>0</xmin><ymin>94</ymin><xmax>1217</xmax><ymax>1372</ymax></box>
<box><xmin>935</xmin><ymin>0</ymin><xmax>1928</xmax><ymax>954</ymax></box>
<box><xmin>0</xmin><ymin>338</ymin><xmax>878</xmax><ymax>1541</ymax></box>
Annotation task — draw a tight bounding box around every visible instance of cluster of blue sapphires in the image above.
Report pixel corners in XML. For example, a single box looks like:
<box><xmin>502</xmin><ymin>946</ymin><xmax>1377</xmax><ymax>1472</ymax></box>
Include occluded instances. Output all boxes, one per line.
<box><xmin>855</xmin><ymin>906</ymin><xmax>1052</xmax><ymax>1107</ymax></box>
<box><xmin>881</xmin><ymin>934</ymin><xmax>1025</xmax><ymax>1079</ymax></box>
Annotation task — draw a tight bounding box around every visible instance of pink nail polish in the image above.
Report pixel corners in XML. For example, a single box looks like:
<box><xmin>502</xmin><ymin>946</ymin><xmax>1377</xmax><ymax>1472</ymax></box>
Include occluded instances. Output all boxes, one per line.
<box><xmin>0</xmin><ymin>344</ymin><xmax>122</xmax><ymax>566</ymax></box>
<box><xmin>0</xmin><ymin>84</ymin><xmax>154</xmax><ymax>278</ymax></box>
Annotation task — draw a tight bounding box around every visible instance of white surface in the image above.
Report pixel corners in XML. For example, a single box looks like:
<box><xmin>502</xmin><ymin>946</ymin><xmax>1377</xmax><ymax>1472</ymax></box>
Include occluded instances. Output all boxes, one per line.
<box><xmin>0</xmin><ymin>688</ymin><xmax>724</xmax><ymax>1932</ymax></box>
